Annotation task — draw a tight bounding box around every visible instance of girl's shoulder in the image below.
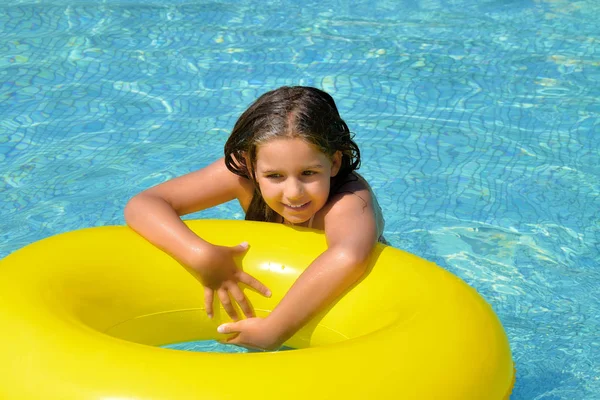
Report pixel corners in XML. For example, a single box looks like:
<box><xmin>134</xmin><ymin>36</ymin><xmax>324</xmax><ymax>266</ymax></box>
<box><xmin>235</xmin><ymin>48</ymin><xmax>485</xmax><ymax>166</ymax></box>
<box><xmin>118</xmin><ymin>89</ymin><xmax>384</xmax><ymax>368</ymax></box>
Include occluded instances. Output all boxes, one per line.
<box><xmin>330</xmin><ymin>172</ymin><xmax>379</xmax><ymax>205</ymax></box>
<box><xmin>312</xmin><ymin>172</ymin><xmax>386</xmax><ymax>247</ymax></box>
<box><xmin>332</xmin><ymin>172</ymin><xmax>369</xmax><ymax>193</ymax></box>
<box><xmin>315</xmin><ymin>173</ymin><xmax>385</xmax><ymax>237</ymax></box>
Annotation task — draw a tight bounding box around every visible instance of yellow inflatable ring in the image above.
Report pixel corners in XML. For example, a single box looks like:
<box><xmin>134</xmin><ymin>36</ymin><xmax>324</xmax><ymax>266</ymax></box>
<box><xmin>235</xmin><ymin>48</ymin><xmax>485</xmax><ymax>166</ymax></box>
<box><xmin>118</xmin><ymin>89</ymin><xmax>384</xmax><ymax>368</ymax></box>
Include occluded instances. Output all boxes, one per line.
<box><xmin>0</xmin><ymin>220</ymin><xmax>515</xmax><ymax>399</ymax></box>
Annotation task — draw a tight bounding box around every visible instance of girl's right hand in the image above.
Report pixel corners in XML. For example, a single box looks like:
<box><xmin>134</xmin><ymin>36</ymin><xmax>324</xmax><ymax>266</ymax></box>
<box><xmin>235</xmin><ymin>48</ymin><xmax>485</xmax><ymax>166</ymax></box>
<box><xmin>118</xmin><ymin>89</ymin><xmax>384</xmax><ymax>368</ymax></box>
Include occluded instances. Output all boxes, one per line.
<box><xmin>188</xmin><ymin>242</ymin><xmax>271</xmax><ymax>321</ymax></box>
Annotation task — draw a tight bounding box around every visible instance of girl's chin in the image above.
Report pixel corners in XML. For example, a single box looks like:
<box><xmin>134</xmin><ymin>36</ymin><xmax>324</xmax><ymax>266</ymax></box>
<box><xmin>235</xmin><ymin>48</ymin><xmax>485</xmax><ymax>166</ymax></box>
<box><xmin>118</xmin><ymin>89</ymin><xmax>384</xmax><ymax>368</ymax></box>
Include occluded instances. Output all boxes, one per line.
<box><xmin>287</xmin><ymin>217</ymin><xmax>309</xmax><ymax>225</ymax></box>
<box><xmin>280</xmin><ymin>212</ymin><xmax>312</xmax><ymax>226</ymax></box>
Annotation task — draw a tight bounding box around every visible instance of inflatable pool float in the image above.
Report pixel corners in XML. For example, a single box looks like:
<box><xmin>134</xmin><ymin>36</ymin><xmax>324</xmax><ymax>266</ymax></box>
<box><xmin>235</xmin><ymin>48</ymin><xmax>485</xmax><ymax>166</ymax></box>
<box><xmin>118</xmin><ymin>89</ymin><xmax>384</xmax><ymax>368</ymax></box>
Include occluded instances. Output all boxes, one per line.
<box><xmin>0</xmin><ymin>219</ymin><xmax>514</xmax><ymax>399</ymax></box>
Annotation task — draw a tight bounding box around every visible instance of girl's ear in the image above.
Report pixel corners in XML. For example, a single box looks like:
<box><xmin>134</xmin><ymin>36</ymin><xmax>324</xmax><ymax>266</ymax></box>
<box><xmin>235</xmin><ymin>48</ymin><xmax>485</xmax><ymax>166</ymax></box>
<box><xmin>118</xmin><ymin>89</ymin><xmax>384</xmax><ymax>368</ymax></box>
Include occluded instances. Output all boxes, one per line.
<box><xmin>330</xmin><ymin>151</ymin><xmax>342</xmax><ymax>177</ymax></box>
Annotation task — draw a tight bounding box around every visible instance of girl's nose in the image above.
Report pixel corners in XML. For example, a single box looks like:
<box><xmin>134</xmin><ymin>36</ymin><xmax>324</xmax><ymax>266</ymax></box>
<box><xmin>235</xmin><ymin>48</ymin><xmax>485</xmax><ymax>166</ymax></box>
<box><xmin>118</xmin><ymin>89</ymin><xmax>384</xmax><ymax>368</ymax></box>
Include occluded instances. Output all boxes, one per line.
<box><xmin>284</xmin><ymin>178</ymin><xmax>304</xmax><ymax>200</ymax></box>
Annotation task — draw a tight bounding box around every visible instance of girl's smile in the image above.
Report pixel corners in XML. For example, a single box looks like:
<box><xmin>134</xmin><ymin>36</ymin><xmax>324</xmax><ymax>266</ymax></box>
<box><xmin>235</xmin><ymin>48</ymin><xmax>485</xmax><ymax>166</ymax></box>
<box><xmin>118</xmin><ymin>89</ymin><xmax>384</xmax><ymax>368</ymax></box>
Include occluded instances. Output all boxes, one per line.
<box><xmin>284</xmin><ymin>201</ymin><xmax>310</xmax><ymax>210</ymax></box>
<box><xmin>255</xmin><ymin>137</ymin><xmax>341</xmax><ymax>226</ymax></box>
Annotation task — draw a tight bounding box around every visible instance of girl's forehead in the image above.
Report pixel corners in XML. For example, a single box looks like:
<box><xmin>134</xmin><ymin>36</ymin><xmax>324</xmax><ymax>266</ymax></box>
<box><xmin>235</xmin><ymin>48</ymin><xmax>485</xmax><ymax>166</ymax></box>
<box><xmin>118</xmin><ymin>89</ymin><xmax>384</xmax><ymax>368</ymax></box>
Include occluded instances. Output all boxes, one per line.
<box><xmin>257</xmin><ymin>137</ymin><xmax>318</xmax><ymax>153</ymax></box>
<box><xmin>255</xmin><ymin>137</ymin><xmax>330</xmax><ymax>166</ymax></box>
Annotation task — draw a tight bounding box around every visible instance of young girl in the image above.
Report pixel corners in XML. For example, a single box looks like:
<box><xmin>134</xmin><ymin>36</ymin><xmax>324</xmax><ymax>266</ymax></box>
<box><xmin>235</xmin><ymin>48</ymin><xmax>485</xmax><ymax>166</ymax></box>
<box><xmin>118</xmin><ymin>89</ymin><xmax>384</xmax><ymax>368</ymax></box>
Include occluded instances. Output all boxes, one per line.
<box><xmin>124</xmin><ymin>86</ymin><xmax>385</xmax><ymax>350</ymax></box>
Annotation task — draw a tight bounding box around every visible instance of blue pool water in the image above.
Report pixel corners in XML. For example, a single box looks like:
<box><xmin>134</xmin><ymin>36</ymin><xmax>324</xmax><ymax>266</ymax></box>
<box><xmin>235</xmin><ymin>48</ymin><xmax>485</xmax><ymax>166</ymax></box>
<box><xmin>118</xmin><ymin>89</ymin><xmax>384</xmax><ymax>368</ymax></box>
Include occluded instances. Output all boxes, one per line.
<box><xmin>1</xmin><ymin>0</ymin><xmax>599</xmax><ymax>398</ymax></box>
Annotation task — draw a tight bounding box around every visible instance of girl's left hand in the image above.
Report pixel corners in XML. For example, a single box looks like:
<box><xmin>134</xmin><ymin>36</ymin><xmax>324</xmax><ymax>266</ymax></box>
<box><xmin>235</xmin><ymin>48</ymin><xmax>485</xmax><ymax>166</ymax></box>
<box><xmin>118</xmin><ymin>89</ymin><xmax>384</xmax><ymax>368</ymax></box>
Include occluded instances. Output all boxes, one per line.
<box><xmin>217</xmin><ymin>317</ymin><xmax>284</xmax><ymax>351</ymax></box>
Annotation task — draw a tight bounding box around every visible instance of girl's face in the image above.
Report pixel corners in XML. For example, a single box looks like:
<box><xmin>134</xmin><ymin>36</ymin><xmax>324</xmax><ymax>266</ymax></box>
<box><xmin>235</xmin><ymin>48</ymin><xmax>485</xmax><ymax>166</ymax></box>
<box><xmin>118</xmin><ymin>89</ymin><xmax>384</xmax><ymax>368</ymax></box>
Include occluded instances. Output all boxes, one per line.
<box><xmin>254</xmin><ymin>137</ymin><xmax>341</xmax><ymax>225</ymax></box>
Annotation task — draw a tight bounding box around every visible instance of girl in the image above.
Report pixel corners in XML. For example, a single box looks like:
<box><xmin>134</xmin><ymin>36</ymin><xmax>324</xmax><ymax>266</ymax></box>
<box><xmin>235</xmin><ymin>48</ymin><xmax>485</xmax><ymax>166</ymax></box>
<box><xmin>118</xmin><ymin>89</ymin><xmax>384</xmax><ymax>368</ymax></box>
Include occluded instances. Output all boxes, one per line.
<box><xmin>124</xmin><ymin>86</ymin><xmax>385</xmax><ymax>350</ymax></box>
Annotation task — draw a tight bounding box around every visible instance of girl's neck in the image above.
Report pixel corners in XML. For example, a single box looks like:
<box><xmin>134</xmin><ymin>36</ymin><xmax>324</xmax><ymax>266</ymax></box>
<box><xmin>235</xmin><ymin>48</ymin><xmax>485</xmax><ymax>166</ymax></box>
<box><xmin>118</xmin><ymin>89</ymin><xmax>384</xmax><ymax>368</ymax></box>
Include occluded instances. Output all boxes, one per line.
<box><xmin>281</xmin><ymin>214</ymin><xmax>315</xmax><ymax>228</ymax></box>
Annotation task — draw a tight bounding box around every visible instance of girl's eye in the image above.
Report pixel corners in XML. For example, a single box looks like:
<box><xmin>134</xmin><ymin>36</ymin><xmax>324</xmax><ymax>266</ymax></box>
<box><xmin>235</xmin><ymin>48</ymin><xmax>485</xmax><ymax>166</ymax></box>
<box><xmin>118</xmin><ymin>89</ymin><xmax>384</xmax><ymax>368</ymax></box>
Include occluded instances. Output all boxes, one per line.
<box><xmin>302</xmin><ymin>170</ymin><xmax>317</xmax><ymax>176</ymax></box>
<box><xmin>266</xmin><ymin>174</ymin><xmax>282</xmax><ymax>179</ymax></box>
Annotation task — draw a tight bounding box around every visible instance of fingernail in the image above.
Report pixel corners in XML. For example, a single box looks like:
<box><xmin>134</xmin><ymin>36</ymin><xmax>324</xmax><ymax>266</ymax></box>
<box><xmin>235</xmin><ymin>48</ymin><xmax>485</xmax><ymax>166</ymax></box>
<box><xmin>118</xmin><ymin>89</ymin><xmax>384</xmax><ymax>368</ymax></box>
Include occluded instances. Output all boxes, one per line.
<box><xmin>207</xmin><ymin>313</ymin><xmax>213</xmax><ymax>319</ymax></box>
<box><xmin>217</xmin><ymin>325</ymin><xmax>226</xmax><ymax>334</ymax></box>
<box><xmin>240</xmin><ymin>241</ymin><xmax>248</xmax><ymax>249</ymax></box>
<box><xmin>266</xmin><ymin>290</ymin><xmax>272</xmax><ymax>297</ymax></box>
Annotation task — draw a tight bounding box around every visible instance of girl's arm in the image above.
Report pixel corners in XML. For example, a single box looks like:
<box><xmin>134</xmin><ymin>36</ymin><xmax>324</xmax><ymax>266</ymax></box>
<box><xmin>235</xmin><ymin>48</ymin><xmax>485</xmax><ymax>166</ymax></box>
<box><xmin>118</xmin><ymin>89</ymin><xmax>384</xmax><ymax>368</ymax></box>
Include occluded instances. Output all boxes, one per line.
<box><xmin>124</xmin><ymin>158</ymin><xmax>270</xmax><ymax>319</ymax></box>
<box><xmin>219</xmin><ymin>184</ymin><xmax>380</xmax><ymax>349</ymax></box>
<box><xmin>125</xmin><ymin>158</ymin><xmax>244</xmax><ymax>263</ymax></box>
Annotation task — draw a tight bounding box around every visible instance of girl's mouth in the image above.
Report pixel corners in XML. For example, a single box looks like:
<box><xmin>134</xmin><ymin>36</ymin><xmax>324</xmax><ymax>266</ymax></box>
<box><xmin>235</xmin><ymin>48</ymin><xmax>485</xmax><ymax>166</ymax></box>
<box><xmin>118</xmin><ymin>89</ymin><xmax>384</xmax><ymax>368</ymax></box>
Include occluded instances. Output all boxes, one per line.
<box><xmin>283</xmin><ymin>201</ymin><xmax>311</xmax><ymax>211</ymax></box>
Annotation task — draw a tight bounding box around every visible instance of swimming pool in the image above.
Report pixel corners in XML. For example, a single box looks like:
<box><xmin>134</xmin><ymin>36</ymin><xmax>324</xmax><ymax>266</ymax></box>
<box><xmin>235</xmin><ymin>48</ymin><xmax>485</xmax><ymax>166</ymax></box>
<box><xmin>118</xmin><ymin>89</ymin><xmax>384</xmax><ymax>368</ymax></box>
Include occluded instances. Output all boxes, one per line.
<box><xmin>1</xmin><ymin>0</ymin><xmax>598</xmax><ymax>398</ymax></box>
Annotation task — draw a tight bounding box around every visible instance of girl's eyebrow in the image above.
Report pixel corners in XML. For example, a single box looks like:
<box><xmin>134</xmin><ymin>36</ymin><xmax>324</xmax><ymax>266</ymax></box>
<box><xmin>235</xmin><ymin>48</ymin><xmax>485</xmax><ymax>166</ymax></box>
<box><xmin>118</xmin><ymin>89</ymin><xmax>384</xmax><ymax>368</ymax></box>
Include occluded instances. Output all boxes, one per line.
<box><xmin>304</xmin><ymin>164</ymin><xmax>324</xmax><ymax>170</ymax></box>
<box><xmin>259</xmin><ymin>164</ymin><xmax>324</xmax><ymax>174</ymax></box>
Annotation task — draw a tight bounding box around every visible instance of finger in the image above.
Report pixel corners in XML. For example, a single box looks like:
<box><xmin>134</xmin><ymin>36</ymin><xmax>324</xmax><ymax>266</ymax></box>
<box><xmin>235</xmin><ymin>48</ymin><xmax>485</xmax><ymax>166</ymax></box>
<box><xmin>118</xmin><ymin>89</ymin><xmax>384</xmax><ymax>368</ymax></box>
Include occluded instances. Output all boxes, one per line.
<box><xmin>204</xmin><ymin>286</ymin><xmax>214</xmax><ymax>319</ymax></box>
<box><xmin>217</xmin><ymin>288</ymin><xmax>239</xmax><ymax>321</ymax></box>
<box><xmin>229</xmin><ymin>241</ymin><xmax>249</xmax><ymax>255</ymax></box>
<box><xmin>228</xmin><ymin>284</ymin><xmax>254</xmax><ymax>318</ymax></box>
<box><xmin>221</xmin><ymin>334</ymin><xmax>246</xmax><ymax>347</ymax></box>
<box><xmin>219</xmin><ymin>336</ymin><xmax>252</xmax><ymax>350</ymax></box>
<box><xmin>238</xmin><ymin>272</ymin><xmax>272</xmax><ymax>297</ymax></box>
<box><xmin>217</xmin><ymin>322</ymin><xmax>239</xmax><ymax>334</ymax></box>
<box><xmin>223</xmin><ymin>336</ymin><xmax>263</xmax><ymax>352</ymax></box>
<box><xmin>224</xmin><ymin>336</ymin><xmax>250</xmax><ymax>349</ymax></box>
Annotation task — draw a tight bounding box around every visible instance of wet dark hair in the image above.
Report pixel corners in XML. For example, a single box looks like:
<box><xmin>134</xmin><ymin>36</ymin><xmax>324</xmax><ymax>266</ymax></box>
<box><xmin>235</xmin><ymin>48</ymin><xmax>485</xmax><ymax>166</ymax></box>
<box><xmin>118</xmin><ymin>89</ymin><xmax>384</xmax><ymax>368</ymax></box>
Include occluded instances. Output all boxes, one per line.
<box><xmin>224</xmin><ymin>86</ymin><xmax>361</xmax><ymax>222</ymax></box>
